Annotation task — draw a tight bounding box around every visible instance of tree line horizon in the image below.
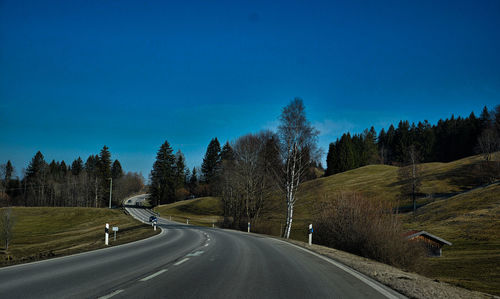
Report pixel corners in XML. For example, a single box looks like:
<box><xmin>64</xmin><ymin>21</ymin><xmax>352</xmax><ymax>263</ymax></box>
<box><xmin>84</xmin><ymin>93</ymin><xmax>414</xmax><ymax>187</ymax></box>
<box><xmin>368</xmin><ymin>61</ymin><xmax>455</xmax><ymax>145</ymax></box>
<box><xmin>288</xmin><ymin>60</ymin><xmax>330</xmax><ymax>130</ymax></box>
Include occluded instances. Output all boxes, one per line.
<box><xmin>326</xmin><ymin>105</ymin><xmax>500</xmax><ymax>175</ymax></box>
<box><xmin>0</xmin><ymin>146</ymin><xmax>144</xmax><ymax>207</ymax></box>
<box><xmin>1</xmin><ymin>102</ymin><xmax>498</xmax><ymax>236</ymax></box>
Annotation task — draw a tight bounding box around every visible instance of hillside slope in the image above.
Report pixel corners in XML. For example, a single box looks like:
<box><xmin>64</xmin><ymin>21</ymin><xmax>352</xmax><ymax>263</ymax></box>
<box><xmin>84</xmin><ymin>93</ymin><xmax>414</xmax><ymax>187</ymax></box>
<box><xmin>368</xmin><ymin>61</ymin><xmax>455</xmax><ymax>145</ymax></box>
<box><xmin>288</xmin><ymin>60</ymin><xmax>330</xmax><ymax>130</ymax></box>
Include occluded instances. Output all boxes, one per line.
<box><xmin>401</xmin><ymin>183</ymin><xmax>500</xmax><ymax>295</ymax></box>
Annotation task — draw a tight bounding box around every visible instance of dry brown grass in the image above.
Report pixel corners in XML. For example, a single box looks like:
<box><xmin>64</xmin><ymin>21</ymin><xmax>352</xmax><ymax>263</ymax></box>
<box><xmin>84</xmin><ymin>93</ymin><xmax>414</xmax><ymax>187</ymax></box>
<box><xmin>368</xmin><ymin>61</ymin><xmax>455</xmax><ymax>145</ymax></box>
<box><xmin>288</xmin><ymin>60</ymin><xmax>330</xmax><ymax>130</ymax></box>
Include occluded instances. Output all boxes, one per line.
<box><xmin>314</xmin><ymin>192</ymin><xmax>427</xmax><ymax>272</ymax></box>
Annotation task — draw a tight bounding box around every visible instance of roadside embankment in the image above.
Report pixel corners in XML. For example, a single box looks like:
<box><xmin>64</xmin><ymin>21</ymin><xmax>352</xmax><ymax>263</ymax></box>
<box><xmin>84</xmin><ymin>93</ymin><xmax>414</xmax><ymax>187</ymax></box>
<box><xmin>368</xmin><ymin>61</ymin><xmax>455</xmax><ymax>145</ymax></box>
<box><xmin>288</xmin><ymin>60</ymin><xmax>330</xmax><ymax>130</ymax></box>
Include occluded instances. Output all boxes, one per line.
<box><xmin>0</xmin><ymin>207</ymin><xmax>160</xmax><ymax>267</ymax></box>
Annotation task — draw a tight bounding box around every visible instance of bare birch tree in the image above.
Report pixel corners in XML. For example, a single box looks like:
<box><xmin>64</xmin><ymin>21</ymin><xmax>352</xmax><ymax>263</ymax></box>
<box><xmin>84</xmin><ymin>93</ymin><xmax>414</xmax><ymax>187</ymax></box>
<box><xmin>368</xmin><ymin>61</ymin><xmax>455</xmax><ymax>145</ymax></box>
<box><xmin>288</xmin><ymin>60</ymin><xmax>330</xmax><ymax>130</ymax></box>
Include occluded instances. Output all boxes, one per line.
<box><xmin>277</xmin><ymin>98</ymin><xmax>319</xmax><ymax>238</ymax></box>
<box><xmin>476</xmin><ymin>128</ymin><xmax>500</xmax><ymax>182</ymax></box>
<box><xmin>398</xmin><ymin>145</ymin><xmax>421</xmax><ymax>214</ymax></box>
<box><xmin>477</xmin><ymin>128</ymin><xmax>499</xmax><ymax>162</ymax></box>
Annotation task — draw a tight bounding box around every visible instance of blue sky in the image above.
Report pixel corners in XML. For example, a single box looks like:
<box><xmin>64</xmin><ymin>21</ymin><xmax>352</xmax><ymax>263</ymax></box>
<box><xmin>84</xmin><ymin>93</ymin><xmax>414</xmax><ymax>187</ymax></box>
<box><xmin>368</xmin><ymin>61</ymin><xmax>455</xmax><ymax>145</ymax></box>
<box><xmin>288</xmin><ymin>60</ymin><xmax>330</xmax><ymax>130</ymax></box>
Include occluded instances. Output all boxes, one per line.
<box><xmin>1</xmin><ymin>0</ymin><xmax>499</xmax><ymax>179</ymax></box>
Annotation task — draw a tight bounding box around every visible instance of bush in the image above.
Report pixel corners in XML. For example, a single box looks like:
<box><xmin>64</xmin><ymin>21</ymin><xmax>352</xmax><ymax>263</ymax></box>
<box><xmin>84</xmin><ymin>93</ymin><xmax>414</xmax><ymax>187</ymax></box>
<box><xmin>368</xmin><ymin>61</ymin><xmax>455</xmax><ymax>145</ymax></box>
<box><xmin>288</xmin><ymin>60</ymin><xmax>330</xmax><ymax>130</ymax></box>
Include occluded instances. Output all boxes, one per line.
<box><xmin>315</xmin><ymin>192</ymin><xmax>426</xmax><ymax>271</ymax></box>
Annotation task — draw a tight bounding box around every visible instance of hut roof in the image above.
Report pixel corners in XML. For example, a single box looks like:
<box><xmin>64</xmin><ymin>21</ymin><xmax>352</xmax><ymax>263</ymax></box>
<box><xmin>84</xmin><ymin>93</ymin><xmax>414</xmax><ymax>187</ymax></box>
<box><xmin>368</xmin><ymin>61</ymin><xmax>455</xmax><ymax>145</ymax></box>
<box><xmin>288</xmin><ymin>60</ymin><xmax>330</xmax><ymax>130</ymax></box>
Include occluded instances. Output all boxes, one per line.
<box><xmin>404</xmin><ymin>230</ymin><xmax>452</xmax><ymax>246</ymax></box>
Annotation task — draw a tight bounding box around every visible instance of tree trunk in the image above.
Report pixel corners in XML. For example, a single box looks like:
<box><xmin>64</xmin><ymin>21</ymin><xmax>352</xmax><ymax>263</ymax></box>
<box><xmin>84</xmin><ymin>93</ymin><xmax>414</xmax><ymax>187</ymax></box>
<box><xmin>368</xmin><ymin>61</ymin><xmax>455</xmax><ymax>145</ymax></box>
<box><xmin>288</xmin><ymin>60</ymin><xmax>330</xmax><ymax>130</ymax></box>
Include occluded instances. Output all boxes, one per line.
<box><xmin>285</xmin><ymin>203</ymin><xmax>294</xmax><ymax>239</ymax></box>
<box><xmin>95</xmin><ymin>177</ymin><xmax>98</xmax><ymax>208</ymax></box>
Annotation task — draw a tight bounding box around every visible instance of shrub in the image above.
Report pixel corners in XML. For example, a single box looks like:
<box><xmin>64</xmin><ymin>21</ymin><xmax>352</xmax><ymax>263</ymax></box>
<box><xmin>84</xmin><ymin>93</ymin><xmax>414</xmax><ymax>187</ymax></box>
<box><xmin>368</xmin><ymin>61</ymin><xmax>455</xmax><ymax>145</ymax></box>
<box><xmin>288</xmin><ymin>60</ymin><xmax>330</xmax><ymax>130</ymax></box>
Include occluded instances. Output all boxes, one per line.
<box><xmin>314</xmin><ymin>192</ymin><xmax>426</xmax><ymax>271</ymax></box>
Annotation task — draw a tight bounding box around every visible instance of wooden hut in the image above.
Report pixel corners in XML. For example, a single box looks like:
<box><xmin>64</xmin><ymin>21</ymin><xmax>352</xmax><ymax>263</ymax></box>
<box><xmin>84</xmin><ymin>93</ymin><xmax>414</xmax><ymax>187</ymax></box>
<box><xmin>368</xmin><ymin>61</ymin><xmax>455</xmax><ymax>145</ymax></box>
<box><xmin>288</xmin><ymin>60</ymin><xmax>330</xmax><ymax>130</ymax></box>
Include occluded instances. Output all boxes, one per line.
<box><xmin>404</xmin><ymin>230</ymin><xmax>452</xmax><ymax>257</ymax></box>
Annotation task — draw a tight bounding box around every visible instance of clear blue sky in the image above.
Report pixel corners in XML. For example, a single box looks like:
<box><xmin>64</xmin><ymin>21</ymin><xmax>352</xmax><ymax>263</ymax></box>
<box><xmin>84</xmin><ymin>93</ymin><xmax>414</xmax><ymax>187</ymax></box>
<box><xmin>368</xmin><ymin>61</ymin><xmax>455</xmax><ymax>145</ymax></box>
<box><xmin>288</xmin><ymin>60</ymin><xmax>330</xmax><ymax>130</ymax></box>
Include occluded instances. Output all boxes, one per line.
<box><xmin>1</xmin><ymin>0</ymin><xmax>499</xmax><ymax>179</ymax></box>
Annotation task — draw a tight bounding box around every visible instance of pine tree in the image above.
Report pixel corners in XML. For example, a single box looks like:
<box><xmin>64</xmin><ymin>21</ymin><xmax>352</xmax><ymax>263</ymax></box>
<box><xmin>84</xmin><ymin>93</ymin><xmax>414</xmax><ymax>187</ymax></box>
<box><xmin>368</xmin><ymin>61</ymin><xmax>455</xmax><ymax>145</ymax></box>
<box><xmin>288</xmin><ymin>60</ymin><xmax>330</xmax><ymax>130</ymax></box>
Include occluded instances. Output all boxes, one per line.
<box><xmin>71</xmin><ymin>157</ymin><xmax>84</xmax><ymax>176</ymax></box>
<box><xmin>4</xmin><ymin>161</ymin><xmax>13</xmax><ymax>182</ymax></box>
<box><xmin>362</xmin><ymin>127</ymin><xmax>378</xmax><ymax>165</ymax></box>
<box><xmin>385</xmin><ymin>125</ymin><xmax>396</xmax><ymax>164</ymax></box>
<box><xmin>111</xmin><ymin>160</ymin><xmax>124</xmax><ymax>180</ymax></box>
<box><xmin>479</xmin><ymin>106</ymin><xmax>492</xmax><ymax>132</ymax></box>
<box><xmin>378</xmin><ymin>129</ymin><xmax>387</xmax><ymax>164</ymax></box>
<box><xmin>395</xmin><ymin>120</ymin><xmax>411</xmax><ymax>163</ymax></box>
<box><xmin>85</xmin><ymin>155</ymin><xmax>100</xmax><ymax>207</ymax></box>
<box><xmin>175</xmin><ymin>150</ymin><xmax>186</xmax><ymax>188</ymax></box>
<box><xmin>99</xmin><ymin>146</ymin><xmax>112</xmax><ymax>204</ymax></box>
<box><xmin>60</xmin><ymin>161</ymin><xmax>67</xmax><ymax>175</ymax></box>
<box><xmin>189</xmin><ymin>167</ymin><xmax>198</xmax><ymax>195</ymax></box>
<box><xmin>494</xmin><ymin>105</ymin><xmax>500</xmax><ymax>137</ymax></box>
<box><xmin>338</xmin><ymin>133</ymin><xmax>355</xmax><ymax>172</ymax></box>
<box><xmin>325</xmin><ymin>142</ymin><xmax>336</xmax><ymax>176</ymax></box>
<box><xmin>26</xmin><ymin>151</ymin><xmax>47</xmax><ymax>206</ymax></box>
<box><xmin>150</xmin><ymin>141</ymin><xmax>177</xmax><ymax>205</ymax></box>
<box><xmin>201</xmin><ymin>138</ymin><xmax>221</xmax><ymax>185</ymax></box>
<box><xmin>220</xmin><ymin>142</ymin><xmax>234</xmax><ymax>162</ymax></box>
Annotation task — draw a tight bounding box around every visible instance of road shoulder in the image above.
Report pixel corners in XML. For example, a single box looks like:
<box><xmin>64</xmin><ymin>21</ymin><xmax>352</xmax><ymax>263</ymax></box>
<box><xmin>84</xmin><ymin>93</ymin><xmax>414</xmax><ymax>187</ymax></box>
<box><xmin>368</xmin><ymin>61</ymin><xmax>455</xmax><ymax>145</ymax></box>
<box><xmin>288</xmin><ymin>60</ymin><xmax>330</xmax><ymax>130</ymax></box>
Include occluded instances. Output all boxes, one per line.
<box><xmin>283</xmin><ymin>239</ymin><xmax>496</xmax><ymax>299</ymax></box>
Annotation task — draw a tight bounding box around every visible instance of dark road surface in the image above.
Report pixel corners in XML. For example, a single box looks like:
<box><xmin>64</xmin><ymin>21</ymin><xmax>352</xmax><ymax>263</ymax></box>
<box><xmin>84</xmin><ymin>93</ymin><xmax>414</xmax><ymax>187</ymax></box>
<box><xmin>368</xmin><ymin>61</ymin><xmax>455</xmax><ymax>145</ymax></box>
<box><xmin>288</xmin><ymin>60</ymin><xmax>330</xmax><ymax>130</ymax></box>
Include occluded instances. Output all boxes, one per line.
<box><xmin>0</xmin><ymin>195</ymin><xmax>405</xmax><ymax>299</ymax></box>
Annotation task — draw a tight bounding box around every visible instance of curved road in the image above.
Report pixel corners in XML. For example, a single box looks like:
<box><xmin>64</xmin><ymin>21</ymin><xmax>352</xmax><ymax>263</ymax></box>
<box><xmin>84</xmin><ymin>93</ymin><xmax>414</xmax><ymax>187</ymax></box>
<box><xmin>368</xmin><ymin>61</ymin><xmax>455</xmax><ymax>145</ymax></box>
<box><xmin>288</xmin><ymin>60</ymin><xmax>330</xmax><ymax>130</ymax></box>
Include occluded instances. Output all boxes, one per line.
<box><xmin>0</xmin><ymin>194</ymin><xmax>405</xmax><ymax>299</ymax></box>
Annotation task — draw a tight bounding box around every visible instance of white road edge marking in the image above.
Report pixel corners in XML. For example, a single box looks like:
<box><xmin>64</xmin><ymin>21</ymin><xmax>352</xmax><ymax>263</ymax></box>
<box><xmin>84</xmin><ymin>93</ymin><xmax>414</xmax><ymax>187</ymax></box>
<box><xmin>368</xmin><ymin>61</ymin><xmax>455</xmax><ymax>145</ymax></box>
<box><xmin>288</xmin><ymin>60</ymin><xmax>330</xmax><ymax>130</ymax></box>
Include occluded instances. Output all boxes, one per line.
<box><xmin>186</xmin><ymin>250</ymin><xmax>204</xmax><ymax>257</ymax></box>
<box><xmin>98</xmin><ymin>289</ymin><xmax>124</xmax><ymax>299</ymax></box>
<box><xmin>139</xmin><ymin>269</ymin><xmax>168</xmax><ymax>282</ymax></box>
<box><xmin>204</xmin><ymin>243</ymin><xmax>209</xmax><ymax>247</ymax></box>
<box><xmin>277</xmin><ymin>240</ymin><xmax>405</xmax><ymax>299</ymax></box>
<box><xmin>174</xmin><ymin>258</ymin><xmax>189</xmax><ymax>266</ymax></box>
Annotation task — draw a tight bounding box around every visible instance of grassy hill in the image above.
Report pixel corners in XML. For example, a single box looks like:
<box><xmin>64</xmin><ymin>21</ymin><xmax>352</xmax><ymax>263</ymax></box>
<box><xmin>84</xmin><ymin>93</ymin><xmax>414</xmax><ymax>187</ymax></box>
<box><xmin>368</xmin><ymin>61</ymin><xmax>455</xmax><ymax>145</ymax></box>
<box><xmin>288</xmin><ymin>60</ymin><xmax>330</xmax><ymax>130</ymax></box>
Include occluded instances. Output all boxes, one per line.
<box><xmin>156</xmin><ymin>153</ymin><xmax>500</xmax><ymax>295</ymax></box>
<box><xmin>401</xmin><ymin>183</ymin><xmax>500</xmax><ymax>295</ymax></box>
<box><xmin>155</xmin><ymin>197</ymin><xmax>223</xmax><ymax>226</ymax></box>
<box><xmin>0</xmin><ymin>207</ymin><xmax>159</xmax><ymax>266</ymax></box>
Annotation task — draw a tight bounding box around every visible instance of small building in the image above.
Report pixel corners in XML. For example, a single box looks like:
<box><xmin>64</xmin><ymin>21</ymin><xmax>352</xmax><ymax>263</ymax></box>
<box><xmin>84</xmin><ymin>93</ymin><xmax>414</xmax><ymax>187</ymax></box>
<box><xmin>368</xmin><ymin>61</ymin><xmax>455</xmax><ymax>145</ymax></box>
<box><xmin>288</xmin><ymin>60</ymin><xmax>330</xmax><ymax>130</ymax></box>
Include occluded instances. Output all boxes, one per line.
<box><xmin>404</xmin><ymin>230</ymin><xmax>452</xmax><ymax>257</ymax></box>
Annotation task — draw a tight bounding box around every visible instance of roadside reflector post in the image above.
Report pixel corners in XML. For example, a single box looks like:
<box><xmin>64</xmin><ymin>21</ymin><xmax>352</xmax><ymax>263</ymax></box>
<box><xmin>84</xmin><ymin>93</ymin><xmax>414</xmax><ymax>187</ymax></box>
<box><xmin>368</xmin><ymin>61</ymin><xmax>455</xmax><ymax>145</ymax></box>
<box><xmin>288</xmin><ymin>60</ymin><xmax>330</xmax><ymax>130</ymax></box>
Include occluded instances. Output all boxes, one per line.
<box><xmin>308</xmin><ymin>224</ymin><xmax>313</xmax><ymax>246</ymax></box>
<box><xmin>170</xmin><ymin>216</ymin><xmax>172</xmax><ymax>221</ymax></box>
<box><xmin>112</xmin><ymin>226</ymin><xmax>118</xmax><ymax>241</ymax></box>
<box><xmin>248</xmin><ymin>222</ymin><xmax>250</xmax><ymax>233</ymax></box>
<box><xmin>105</xmin><ymin>223</ymin><xmax>109</xmax><ymax>246</ymax></box>
<box><xmin>154</xmin><ymin>221</ymin><xmax>157</xmax><ymax>231</ymax></box>
<box><xmin>186</xmin><ymin>218</ymin><xmax>189</xmax><ymax>225</ymax></box>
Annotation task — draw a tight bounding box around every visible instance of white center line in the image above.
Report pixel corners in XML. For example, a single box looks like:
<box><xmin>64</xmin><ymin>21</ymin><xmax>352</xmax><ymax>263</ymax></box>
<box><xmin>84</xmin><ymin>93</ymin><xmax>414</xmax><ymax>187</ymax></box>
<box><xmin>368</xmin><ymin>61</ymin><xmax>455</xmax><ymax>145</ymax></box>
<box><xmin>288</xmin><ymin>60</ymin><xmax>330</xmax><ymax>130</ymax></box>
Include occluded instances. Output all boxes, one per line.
<box><xmin>98</xmin><ymin>289</ymin><xmax>124</xmax><ymax>299</ymax></box>
<box><xmin>139</xmin><ymin>269</ymin><xmax>168</xmax><ymax>282</ymax></box>
<box><xmin>174</xmin><ymin>258</ymin><xmax>190</xmax><ymax>266</ymax></box>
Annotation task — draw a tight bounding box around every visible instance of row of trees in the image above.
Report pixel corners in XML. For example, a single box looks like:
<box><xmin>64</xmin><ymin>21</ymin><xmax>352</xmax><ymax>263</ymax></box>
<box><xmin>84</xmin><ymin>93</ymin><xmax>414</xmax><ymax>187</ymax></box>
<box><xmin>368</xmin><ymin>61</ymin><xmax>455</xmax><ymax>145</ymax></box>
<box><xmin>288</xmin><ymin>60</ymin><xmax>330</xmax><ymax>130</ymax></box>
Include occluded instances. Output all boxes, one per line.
<box><xmin>326</xmin><ymin>105</ymin><xmax>500</xmax><ymax>175</ymax></box>
<box><xmin>206</xmin><ymin>99</ymin><xmax>319</xmax><ymax>238</ymax></box>
<box><xmin>0</xmin><ymin>146</ymin><xmax>144</xmax><ymax>207</ymax></box>
<box><xmin>149</xmin><ymin>142</ymin><xmax>197</xmax><ymax>205</ymax></box>
<box><xmin>148</xmin><ymin>98</ymin><xmax>319</xmax><ymax>238</ymax></box>
<box><xmin>216</xmin><ymin>132</ymin><xmax>280</xmax><ymax>230</ymax></box>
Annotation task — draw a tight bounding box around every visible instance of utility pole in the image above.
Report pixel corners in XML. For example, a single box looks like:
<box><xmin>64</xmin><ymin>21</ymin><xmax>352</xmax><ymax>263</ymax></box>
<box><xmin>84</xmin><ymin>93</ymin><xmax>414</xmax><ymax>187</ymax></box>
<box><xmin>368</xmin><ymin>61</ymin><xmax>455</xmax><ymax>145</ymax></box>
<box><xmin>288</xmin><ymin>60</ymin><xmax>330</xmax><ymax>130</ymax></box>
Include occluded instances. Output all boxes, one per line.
<box><xmin>108</xmin><ymin>178</ymin><xmax>112</xmax><ymax>209</ymax></box>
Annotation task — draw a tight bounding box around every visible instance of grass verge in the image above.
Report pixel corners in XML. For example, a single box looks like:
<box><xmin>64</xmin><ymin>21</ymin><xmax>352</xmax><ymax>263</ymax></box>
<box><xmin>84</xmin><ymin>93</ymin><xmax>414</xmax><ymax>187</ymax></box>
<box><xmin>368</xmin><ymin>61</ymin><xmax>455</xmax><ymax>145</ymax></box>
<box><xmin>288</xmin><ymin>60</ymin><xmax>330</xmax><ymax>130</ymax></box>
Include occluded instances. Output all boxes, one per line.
<box><xmin>0</xmin><ymin>207</ymin><xmax>159</xmax><ymax>267</ymax></box>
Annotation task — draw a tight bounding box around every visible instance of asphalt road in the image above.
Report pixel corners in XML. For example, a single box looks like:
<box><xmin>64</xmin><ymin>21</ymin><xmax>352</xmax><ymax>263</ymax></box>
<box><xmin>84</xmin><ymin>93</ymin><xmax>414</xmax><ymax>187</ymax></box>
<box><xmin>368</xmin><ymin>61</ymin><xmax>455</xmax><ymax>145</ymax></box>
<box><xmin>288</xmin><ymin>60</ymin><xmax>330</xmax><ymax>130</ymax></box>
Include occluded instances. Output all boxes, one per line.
<box><xmin>0</xmin><ymin>194</ymin><xmax>406</xmax><ymax>299</ymax></box>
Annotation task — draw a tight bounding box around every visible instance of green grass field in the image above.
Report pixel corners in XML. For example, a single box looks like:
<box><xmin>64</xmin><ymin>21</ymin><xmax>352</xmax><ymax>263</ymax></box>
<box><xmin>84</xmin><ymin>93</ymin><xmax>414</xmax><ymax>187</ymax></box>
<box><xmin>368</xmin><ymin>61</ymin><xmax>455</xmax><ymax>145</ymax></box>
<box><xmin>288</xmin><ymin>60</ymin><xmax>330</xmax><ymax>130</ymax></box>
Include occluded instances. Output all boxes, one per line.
<box><xmin>156</xmin><ymin>153</ymin><xmax>500</xmax><ymax>295</ymax></box>
<box><xmin>154</xmin><ymin>197</ymin><xmax>223</xmax><ymax>227</ymax></box>
<box><xmin>0</xmin><ymin>207</ymin><xmax>159</xmax><ymax>267</ymax></box>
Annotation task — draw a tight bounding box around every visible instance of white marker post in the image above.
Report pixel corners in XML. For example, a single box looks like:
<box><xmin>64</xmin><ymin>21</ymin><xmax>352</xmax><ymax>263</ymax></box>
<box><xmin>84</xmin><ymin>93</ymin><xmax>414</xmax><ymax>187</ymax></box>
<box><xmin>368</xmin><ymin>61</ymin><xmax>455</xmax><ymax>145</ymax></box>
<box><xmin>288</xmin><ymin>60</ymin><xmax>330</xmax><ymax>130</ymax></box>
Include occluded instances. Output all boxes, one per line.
<box><xmin>248</xmin><ymin>222</ymin><xmax>250</xmax><ymax>233</ymax></box>
<box><xmin>186</xmin><ymin>218</ymin><xmax>189</xmax><ymax>225</ymax></box>
<box><xmin>112</xmin><ymin>226</ymin><xmax>119</xmax><ymax>241</ymax></box>
<box><xmin>154</xmin><ymin>221</ymin><xmax>157</xmax><ymax>231</ymax></box>
<box><xmin>105</xmin><ymin>223</ymin><xmax>109</xmax><ymax>246</ymax></box>
<box><xmin>308</xmin><ymin>224</ymin><xmax>313</xmax><ymax>246</ymax></box>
